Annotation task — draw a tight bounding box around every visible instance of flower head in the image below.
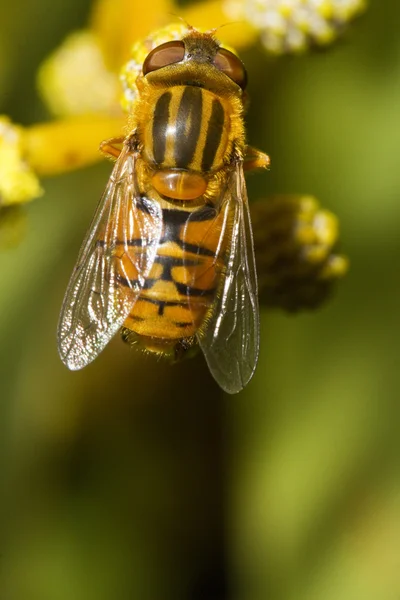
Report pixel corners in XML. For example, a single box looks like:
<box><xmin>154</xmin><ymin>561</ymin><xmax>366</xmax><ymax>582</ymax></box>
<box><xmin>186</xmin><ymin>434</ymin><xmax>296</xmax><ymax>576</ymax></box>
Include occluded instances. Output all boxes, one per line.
<box><xmin>223</xmin><ymin>0</ymin><xmax>367</xmax><ymax>53</ymax></box>
<box><xmin>252</xmin><ymin>195</ymin><xmax>349</xmax><ymax>310</ymax></box>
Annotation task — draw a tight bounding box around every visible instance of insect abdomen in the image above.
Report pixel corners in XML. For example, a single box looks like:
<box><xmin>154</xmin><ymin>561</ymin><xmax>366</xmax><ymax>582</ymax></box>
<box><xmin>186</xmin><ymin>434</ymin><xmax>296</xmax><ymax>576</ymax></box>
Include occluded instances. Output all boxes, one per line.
<box><xmin>120</xmin><ymin>204</ymin><xmax>225</xmax><ymax>345</ymax></box>
<box><xmin>123</xmin><ymin>250</ymin><xmax>216</xmax><ymax>341</ymax></box>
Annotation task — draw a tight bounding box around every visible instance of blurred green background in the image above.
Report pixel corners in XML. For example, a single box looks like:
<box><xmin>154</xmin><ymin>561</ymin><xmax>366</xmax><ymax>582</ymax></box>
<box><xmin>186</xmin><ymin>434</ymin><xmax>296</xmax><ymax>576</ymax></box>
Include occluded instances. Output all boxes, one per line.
<box><xmin>1</xmin><ymin>1</ymin><xmax>400</xmax><ymax>599</ymax></box>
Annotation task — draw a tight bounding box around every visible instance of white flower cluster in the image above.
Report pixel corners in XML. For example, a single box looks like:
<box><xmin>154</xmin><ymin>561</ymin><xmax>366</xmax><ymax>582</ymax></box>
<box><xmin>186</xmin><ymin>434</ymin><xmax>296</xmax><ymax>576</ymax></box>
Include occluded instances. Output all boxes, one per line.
<box><xmin>223</xmin><ymin>0</ymin><xmax>366</xmax><ymax>53</ymax></box>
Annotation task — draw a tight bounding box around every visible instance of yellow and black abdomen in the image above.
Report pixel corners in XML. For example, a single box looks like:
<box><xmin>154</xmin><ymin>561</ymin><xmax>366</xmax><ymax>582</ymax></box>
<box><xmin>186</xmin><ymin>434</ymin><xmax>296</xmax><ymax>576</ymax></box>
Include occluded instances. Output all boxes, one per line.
<box><xmin>141</xmin><ymin>85</ymin><xmax>231</xmax><ymax>174</ymax></box>
<box><xmin>121</xmin><ymin>203</ymin><xmax>226</xmax><ymax>349</ymax></box>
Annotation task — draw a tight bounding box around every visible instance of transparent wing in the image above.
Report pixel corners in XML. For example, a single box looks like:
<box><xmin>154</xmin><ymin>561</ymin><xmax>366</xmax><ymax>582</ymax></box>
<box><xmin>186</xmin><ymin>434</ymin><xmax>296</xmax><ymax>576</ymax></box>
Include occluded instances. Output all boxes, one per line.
<box><xmin>58</xmin><ymin>145</ymin><xmax>162</xmax><ymax>370</ymax></box>
<box><xmin>185</xmin><ymin>162</ymin><xmax>260</xmax><ymax>394</ymax></box>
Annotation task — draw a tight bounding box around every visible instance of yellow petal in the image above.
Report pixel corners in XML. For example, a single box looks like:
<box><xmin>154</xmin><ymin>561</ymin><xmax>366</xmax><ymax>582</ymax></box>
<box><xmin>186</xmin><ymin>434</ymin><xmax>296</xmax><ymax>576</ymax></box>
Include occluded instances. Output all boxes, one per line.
<box><xmin>38</xmin><ymin>30</ymin><xmax>121</xmax><ymax>118</ymax></box>
<box><xmin>90</xmin><ymin>0</ymin><xmax>174</xmax><ymax>70</ymax></box>
<box><xmin>180</xmin><ymin>0</ymin><xmax>257</xmax><ymax>49</ymax></box>
<box><xmin>23</xmin><ymin>115</ymin><xmax>127</xmax><ymax>177</ymax></box>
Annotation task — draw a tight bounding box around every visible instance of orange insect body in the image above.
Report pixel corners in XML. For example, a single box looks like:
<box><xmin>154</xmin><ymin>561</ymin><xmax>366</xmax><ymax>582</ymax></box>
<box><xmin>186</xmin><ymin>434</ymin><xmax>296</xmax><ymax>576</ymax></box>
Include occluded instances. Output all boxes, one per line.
<box><xmin>123</xmin><ymin>210</ymin><xmax>226</xmax><ymax>346</ymax></box>
<box><xmin>58</xmin><ymin>28</ymin><xmax>270</xmax><ymax>393</ymax></box>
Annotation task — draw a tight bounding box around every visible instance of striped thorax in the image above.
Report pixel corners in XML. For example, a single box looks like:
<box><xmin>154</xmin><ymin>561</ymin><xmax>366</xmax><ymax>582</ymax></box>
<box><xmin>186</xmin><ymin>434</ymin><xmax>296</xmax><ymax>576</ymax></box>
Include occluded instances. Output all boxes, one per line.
<box><xmin>142</xmin><ymin>86</ymin><xmax>231</xmax><ymax>173</ymax></box>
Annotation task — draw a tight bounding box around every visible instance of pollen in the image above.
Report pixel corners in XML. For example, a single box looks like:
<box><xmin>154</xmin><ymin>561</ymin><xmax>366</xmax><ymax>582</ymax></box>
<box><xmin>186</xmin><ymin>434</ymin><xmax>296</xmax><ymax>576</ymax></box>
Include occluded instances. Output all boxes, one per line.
<box><xmin>222</xmin><ymin>0</ymin><xmax>367</xmax><ymax>54</ymax></box>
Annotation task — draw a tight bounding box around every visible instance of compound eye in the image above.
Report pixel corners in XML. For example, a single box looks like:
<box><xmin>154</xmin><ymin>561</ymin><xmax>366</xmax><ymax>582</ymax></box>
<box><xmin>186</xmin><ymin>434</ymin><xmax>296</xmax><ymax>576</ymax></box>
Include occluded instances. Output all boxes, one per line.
<box><xmin>143</xmin><ymin>40</ymin><xmax>185</xmax><ymax>75</ymax></box>
<box><xmin>214</xmin><ymin>47</ymin><xmax>247</xmax><ymax>89</ymax></box>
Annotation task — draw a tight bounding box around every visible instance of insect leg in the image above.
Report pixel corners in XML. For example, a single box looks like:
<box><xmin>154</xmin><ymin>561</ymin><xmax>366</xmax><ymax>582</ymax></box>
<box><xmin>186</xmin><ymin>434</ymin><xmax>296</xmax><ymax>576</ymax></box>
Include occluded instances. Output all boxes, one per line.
<box><xmin>99</xmin><ymin>136</ymin><xmax>125</xmax><ymax>159</ymax></box>
<box><xmin>243</xmin><ymin>146</ymin><xmax>271</xmax><ymax>172</ymax></box>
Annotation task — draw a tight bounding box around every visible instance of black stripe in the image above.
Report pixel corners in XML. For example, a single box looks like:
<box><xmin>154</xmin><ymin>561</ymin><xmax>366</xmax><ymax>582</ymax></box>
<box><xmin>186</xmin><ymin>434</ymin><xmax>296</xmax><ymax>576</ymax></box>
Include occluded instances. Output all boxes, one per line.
<box><xmin>155</xmin><ymin>255</ymin><xmax>199</xmax><ymax>282</ymax></box>
<box><xmin>175</xmin><ymin>283</ymin><xmax>216</xmax><ymax>297</ymax></box>
<box><xmin>202</xmin><ymin>98</ymin><xmax>224</xmax><ymax>171</ymax></box>
<box><xmin>129</xmin><ymin>315</ymin><xmax>145</xmax><ymax>322</ymax></box>
<box><xmin>116</xmin><ymin>274</ymin><xmax>142</xmax><ymax>289</ymax></box>
<box><xmin>175</xmin><ymin>87</ymin><xmax>203</xmax><ymax>168</ymax></box>
<box><xmin>137</xmin><ymin>296</ymin><xmax>188</xmax><ymax>308</ymax></box>
<box><xmin>161</xmin><ymin>206</ymin><xmax>211</xmax><ymax>244</ymax></box>
<box><xmin>162</xmin><ymin>206</ymin><xmax>216</xmax><ymax>225</ymax></box>
<box><xmin>154</xmin><ymin>255</ymin><xmax>199</xmax><ymax>267</ymax></box>
<box><xmin>152</xmin><ymin>92</ymin><xmax>171</xmax><ymax>164</ymax></box>
<box><xmin>162</xmin><ymin>208</ymin><xmax>192</xmax><ymax>227</ymax></box>
<box><xmin>180</xmin><ymin>242</ymin><xmax>215</xmax><ymax>257</ymax></box>
<box><xmin>116</xmin><ymin>274</ymin><xmax>160</xmax><ymax>290</ymax></box>
<box><xmin>126</xmin><ymin>238</ymin><xmax>143</xmax><ymax>247</ymax></box>
<box><xmin>117</xmin><ymin>273</ymin><xmax>215</xmax><ymax>298</ymax></box>
<box><xmin>187</xmin><ymin>206</ymin><xmax>217</xmax><ymax>222</ymax></box>
<box><xmin>160</xmin><ymin>206</ymin><xmax>218</xmax><ymax>253</ymax></box>
<box><xmin>97</xmin><ymin>238</ymin><xmax>145</xmax><ymax>248</ymax></box>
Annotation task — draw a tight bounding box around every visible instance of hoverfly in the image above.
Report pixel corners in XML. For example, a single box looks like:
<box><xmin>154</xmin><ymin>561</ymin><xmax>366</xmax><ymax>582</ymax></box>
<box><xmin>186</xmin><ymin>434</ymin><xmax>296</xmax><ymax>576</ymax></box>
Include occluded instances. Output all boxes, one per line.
<box><xmin>58</xmin><ymin>26</ymin><xmax>270</xmax><ymax>394</ymax></box>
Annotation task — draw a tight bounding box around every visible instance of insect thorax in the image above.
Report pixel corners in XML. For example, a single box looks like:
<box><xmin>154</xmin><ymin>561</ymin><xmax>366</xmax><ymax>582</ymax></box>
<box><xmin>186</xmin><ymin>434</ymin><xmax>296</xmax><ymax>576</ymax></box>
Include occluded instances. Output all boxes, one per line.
<box><xmin>137</xmin><ymin>81</ymin><xmax>245</xmax><ymax>169</ymax></box>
